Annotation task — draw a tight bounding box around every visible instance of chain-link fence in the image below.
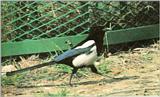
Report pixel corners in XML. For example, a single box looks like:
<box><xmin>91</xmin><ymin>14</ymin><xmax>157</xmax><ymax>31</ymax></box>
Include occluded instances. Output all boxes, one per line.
<box><xmin>1</xmin><ymin>1</ymin><xmax>159</xmax><ymax>57</ymax></box>
<box><xmin>2</xmin><ymin>1</ymin><xmax>159</xmax><ymax>42</ymax></box>
<box><xmin>2</xmin><ymin>1</ymin><xmax>91</xmax><ymax>42</ymax></box>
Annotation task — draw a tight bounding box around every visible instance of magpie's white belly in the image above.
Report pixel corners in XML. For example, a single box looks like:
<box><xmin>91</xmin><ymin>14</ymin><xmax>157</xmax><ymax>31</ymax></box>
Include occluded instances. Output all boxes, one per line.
<box><xmin>72</xmin><ymin>46</ymin><xmax>97</xmax><ymax>67</ymax></box>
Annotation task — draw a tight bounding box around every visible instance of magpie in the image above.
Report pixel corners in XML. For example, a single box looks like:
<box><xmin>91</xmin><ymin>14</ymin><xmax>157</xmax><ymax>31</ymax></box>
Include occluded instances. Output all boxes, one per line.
<box><xmin>6</xmin><ymin>26</ymin><xmax>106</xmax><ymax>85</ymax></box>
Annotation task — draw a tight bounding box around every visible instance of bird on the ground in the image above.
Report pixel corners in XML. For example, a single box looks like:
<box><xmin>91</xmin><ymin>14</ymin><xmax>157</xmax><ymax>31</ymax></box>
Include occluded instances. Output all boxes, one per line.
<box><xmin>6</xmin><ymin>25</ymin><xmax>106</xmax><ymax>86</ymax></box>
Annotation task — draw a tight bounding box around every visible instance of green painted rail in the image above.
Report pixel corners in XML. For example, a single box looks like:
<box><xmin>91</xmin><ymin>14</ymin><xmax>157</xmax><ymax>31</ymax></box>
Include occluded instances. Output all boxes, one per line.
<box><xmin>107</xmin><ymin>24</ymin><xmax>159</xmax><ymax>45</ymax></box>
<box><xmin>2</xmin><ymin>24</ymin><xmax>159</xmax><ymax>57</ymax></box>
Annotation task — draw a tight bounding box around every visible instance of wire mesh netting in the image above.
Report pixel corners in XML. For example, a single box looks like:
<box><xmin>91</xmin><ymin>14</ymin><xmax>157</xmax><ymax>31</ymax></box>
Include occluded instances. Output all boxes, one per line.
<box><xmin>2</xmin><ymin>1</ymin><xmax>91</xmax><ymax>42</ymax></box>
<box><xmin>2</xmin><ymin>1</ymin><xmax>159</xmax><ymax>42</ymax></box>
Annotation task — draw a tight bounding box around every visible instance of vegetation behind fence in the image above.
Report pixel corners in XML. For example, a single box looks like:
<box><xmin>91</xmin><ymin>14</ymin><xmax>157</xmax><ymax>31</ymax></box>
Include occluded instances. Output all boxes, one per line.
<box><xmin>1</xmin><ymin>1</ymin><xmax>159</xmax><ymax>57</ymax></box>
<box><xmin>2</xmin><ymin>1</ymin><xmax>159</xmax><ymax>42</ymax></box>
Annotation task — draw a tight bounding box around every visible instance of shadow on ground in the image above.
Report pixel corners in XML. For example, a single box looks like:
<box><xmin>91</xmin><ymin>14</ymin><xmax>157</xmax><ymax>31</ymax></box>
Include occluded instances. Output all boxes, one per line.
<box><xmin>17</xmin><ymin>75</ymin><xmax>139</xmax><ymax>88</ymax></box>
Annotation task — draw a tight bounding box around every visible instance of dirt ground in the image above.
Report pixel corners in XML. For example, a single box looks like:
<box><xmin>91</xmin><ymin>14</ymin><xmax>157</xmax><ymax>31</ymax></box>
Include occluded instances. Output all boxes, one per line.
<box><xmin>2</xmin><ymin>41</ymin><xmax>160</xmax><ymax>97</ymax></box>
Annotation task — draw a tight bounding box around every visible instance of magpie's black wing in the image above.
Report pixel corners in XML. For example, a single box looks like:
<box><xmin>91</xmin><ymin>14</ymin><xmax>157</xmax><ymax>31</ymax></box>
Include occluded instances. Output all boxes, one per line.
<box><xmin>6</xmin><ymin>47</ymin><xmax>92</xmax><ymax>76</ymax></box>
<box><xmin>54</xmin><ymin>44</ymin><xmax>94</xmax><ymax>62</ymax></box>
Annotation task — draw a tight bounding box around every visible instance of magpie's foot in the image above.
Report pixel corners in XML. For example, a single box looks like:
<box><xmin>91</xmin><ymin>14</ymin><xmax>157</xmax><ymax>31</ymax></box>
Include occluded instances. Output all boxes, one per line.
<box><xmin>69</xmin><ymin>83</ymin><xmax>78</xmax><ymax>87</ymax></box>
<box><xmin>73</xmin><ymin>74</ymin><xmax>80</xmax><ymax>81</ymax></box>
<box><xmin>69</xmin><ymin>83</ymin><xmax>73</xmax><ymax>87</ymax></box>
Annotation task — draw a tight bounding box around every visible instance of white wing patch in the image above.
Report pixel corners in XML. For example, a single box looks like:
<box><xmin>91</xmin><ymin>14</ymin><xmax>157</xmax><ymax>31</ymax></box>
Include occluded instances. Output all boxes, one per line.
<box><xmin>75</xmin><ymin>40</ymin><xmax>95</xmax><ymax>49</ymax></box>
<box><xmin>72</xmin><ymin>45</ymin><xmax>97</xmax><ymax>67</ymax></box>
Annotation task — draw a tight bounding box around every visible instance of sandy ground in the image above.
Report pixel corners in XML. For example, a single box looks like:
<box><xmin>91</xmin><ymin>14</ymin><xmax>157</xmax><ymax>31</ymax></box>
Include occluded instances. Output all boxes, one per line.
<box><xmin>2</xmin><ymin>42</ymin><xmax>160</xmax><ymax>97</ymax></box>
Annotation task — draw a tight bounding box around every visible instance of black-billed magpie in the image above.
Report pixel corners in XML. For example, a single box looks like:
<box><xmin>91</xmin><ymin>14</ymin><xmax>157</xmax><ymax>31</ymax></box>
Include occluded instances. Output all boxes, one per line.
<box><xmin>6</xmin><ymin>26</ymin><xmax>106</xmax><ymax>85</ymax></box>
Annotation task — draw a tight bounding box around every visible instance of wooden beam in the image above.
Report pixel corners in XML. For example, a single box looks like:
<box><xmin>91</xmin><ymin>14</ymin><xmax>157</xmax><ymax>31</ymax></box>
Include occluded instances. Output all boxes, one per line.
<box><xmin>106</xmin><ymin>24</ymin><xmax>159</xmax><ymax>44</ymax></box>
<box><xmin>2</xmin><ymin>35</ymin><xmax>87</xmax><ymax>57</ymax></box>
<box><xmin>2</xmin><ymin>24</ymin><xmax>159</xmax><ymax>57</ymax></box>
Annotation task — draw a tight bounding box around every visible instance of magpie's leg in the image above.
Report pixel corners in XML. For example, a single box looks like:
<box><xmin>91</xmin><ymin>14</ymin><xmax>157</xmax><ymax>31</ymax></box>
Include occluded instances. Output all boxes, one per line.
<box><xmin>90</xmin><ymin>65</ymin><xmax>102</xmax><ymax>75</ymax></box>
<box><xmin>73</xmin><ymin>73</ymin><xmax>80</xmax><ymax>81</ymax></box>
<box><xmin>90</xmin><ymin>65</ymin><xmax>114</xmax><ymax>79</ymax></box>
<box><xmin>69</xmin><ymin>68</ymin><xmax>78</xmax><ymax>86</ymax></box>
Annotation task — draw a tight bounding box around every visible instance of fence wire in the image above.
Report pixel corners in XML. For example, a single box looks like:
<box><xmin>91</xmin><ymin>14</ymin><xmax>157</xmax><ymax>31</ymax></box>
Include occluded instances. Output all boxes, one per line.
<box><xmin>2</xmin><ymin>1</ymin><xmax>159</xmax><ymax>42</ymax></box>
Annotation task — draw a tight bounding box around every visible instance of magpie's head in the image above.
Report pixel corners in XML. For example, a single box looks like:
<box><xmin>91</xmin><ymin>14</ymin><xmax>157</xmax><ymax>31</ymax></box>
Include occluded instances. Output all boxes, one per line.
<box><xmin>88</xmin><ymin>25</ymin><xmax>106</xmax><ymax>55</ymax></box>
<box><xmin>74</xmin><ymin>25</ymin><xmax>106</xmax><ymax>55</ymax></box>
<box><xmin>88</xmin><ymin>26</ymin><xmax>105</xmax><ymax>39</ymax></box>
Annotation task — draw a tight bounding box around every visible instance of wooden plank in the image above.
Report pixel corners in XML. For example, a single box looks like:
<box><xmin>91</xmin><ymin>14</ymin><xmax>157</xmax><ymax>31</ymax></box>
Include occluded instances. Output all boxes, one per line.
<box><xmin>2</xmin><ymin>35</ymin><xmax>87</xmax><ymax>57</ymax></box>
<box><xmin>2</xmin><ymin>24</ymin><xmax>159</xmax><ymax>57</ymax></box>
<box><xmin>106</xmin><ymin>24</ymin><xmax>159</xmax><ymax>44</ymax></box>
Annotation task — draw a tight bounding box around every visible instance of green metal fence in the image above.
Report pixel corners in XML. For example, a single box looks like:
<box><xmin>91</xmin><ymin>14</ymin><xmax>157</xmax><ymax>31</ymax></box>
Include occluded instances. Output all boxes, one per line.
<box><xmin>1</xmin><ymin>1</ymin><xmax>159</xmax><ymax>57</ymax></box>
<box><xmin>2</xmin><ymin>1</ymin><xmax>91</xmax><ymax>42</ymax></box>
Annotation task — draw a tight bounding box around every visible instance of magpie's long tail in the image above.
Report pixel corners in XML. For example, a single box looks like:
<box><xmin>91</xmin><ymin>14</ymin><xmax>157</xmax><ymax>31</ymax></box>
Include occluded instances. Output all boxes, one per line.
<box><xmin>6</xmin><ymin>61</ymin><xmax>56</xmax><ymax>76</ymax></box>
